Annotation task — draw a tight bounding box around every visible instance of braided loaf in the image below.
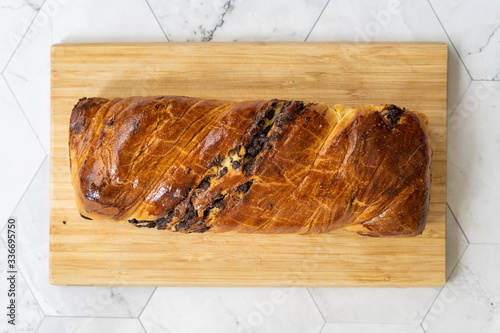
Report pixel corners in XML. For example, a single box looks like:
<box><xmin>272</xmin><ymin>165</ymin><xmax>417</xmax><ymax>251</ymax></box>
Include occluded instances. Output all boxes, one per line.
<box><xmin>69</xmin><ymin>96</ymin><xmax>431</xmax><ymax>236</ymax></box>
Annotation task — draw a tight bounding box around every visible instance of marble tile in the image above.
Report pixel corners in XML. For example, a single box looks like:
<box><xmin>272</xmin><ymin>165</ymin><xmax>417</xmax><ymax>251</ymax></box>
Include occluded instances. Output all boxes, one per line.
<box><xmin>422</xmin><ymin>245</ymin><xmax>500</xmax><ymax>332</ymax></box>
<box><xmin>429</xmin><ymin>0</ymin><xmax>500</xmax><ymax>80</ymax></box>
<box><xmin>309</xmin><ymin>286</ymin><xmax>440</xmax><ymax>324</ymax></box>
<box><xmin>37</xmin><ymin>317</ymin><xmax>145</xmax><ymax>333</ymax></box>
<box><xmin>3</xmin><ymin>0</ymin><xmax>167</xmax><ymax>153</ymax></box>
<box><xmin>446</xmin><ymin>205</ymin><xmax>469</xmax><ymax>279</ymax></box>
<box><xmin>210</xmin><ymin>0</ymin><xmax>328</xmax><ymax>42</ymax></box>
<box><xmin>321</xmin><ymin>323</ymin><xmax>425</xmax><ymax>333</ymax></box>
<box><xmin>447</xmin><ymin>81</ymin><xmax>500</xmax><ymax>243</ymax></box>
<box><xmin>0</xmin><ymin>0</ymin><xmax>498</xmax><ymax>330</ymax></box>
<box><xmin>0</xmin><ymin>159</ymin><xmax>155</xmax><ymax>317</ymax></box>
<box><xmin>140</xmin><ymin>287</ymin><xmax>324</xmax><ymax>333</ymax></box>
<box><xmin>0</xmin><ymin>241</ymin><xmax>44</xmax><ymax>333</ymax></box>
<box><xmin>148</xmin><ymin>0</ymin><xmax>328</xmax><ymax>42</ymax></box>
<box><xmin>0</xmin><ymin>0</ymin><xmax>43</xmax><ymax>71</ymax></box>
<box><xmin>307</xmin><ymin>0</ymin><xmax>471</xmax><ymax>117</ymax></box>
<box><xmin>0</xmin><ymin>75</ymin><xmax>46</xmax><ymax>229</ymax></box>
<box><xmin>147</xmin><ymin>0</ymin><xmax>234</xmax><ymax>41</ymax></box>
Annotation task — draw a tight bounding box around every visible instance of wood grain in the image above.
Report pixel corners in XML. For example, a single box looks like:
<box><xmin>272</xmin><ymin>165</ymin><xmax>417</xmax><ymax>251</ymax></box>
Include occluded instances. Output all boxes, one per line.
<box><xmin>50</xmin><ymin>42</ymin><xmax>447</xmax><ymax>287</ymax></box>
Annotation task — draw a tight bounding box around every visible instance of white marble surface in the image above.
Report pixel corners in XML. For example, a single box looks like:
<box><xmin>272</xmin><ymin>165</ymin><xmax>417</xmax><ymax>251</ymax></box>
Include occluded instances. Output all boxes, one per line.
<box><xmin>447</xmin><ymin>81</ymin><xmax>500</xmax><ymax>243</ymax></box>
<box><xmin>140</xmin><ymin>288</ymin><xmax>324</xmax><ymax>333</ymax></box>
<box><xmin>37</xmin><ymin>317</ymin><xmax>146</xmax><ymax>333</ymax></box>
<box><xmin>0</xmin><ymin>0</ymin><xmax>499</xmax><ymax>332</ymax></box>
<box><xmin>445</xmin><ymin>205</ymin><xmax>468</xmax><ymax>279</ymax></box>
<box><xmin>3</xmin><ymin>0</ymin><xmax>167</xmax><ymax>153</ymax></box>
<box><xmin>429</xmin><ymin>0</ymin><xmax>500</xmax><ymax>80</ymax></box>
<box><xmin>1</xmin><ymin>159</ymin><xmax>156</xmax><ymax>317</ymax></box>
<box><xmin>0</xmin><ymin>0</ymin><xmax>43</xmax><ymax>71</ymax></box>
<box><xmin>0</xmin><ymin>242</ymin><xmax>44</xmax><ymax>333</ymax></box>
<box><xmin>309</xmin><ymin>287</ymin><xmax>440</xmax><ymax>324</ymax></box>
<box><xmin>422</xmin><ymin>245</ymin><xmax>500</xmax><ymax>332</ymax></box>
<box><xmin>0</xmin><ymin>75</ymin><xmax>45</xmax><ymax>228</ymax></box>
<box><xmin>321</xmin><ymin>323</ymin><xmax>425</xmax><ymax>333</ymax></box>
<box><xmin>149</xmin><ymin>0</ymin><xmax>328</xmax><ymax>42</ymax></box>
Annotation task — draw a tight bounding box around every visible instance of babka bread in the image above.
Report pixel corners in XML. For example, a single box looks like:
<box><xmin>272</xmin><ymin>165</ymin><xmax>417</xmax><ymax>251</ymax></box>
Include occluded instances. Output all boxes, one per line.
<box><xmin>69</xmin><ymin>96</ymin><xmax>431</xmax><ymax>236</ymax></box>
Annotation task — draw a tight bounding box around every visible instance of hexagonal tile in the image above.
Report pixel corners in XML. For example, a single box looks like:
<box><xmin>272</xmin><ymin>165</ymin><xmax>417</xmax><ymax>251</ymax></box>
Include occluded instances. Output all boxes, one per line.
<box><xmin>0</xmin><ymin>0</ymin><xmax>43</xmax><ymax>71</ymax></box>
<box><xmin>429</xmin><ymin>0</ymin><xmax>500</xmax><ymax>80</ymax></box>
<box><xmin>447</xmin><ymin>81</ymin><xmax>500</xmax><ymax>243</ymax></box>
<box><xmin>0</xmin><ymin>75</ymin><xmax>46</xmax><ymax>229</ymax></box>
<box><xmin>309</xmin><ymin>286</ymin><xmax>440</xmax><ymax>324</ymax></box>
<box><xmin>422</xmin><ymin>245</ymin><xmax>500</xmax><ymax>332</ymax></box>
<box><xmin>148</xmin><ymin>0</ymin><xmax>328</xmax><ymax>42</ymax></box>
<box><xmin>321</xmin><ymin>323</ymin><xmax>425</xmax><ymax>333</ymax></box>
<box><xmin>446</xmin><ymin>205</ymin><xmax>469</xmax><ymax>279</ymax></box>
<box><xmin>307</xmin><ymin>0</ymin><xmax>471</xmax><ymax>116</ymax></box>
<box><xmin>3</xmin><ymin>0</ymin><xmax>167</xmax><ymax>152</ymax></box>
<box><xmin>140</xmin><ymin>287</ymin><xmax>324</xmax><ymax>333</ymax></box>
<box><xmin>37</xmin><ymin>317</ymin><xmax>145</xmax><ymax>333</ymax></box>
<box><xmin>1</xmin><ymin>158</ymin><xmax>155</xmax><ymax>317</ymax></box>
<box><xmin>0</xmin><ymin>241</ymin><xmax>44</xmax><ymax>333</ymax></box>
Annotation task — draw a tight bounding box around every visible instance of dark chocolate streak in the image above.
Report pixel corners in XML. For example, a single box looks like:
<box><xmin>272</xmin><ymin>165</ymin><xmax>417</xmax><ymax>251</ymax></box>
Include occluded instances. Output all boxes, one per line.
<box><xmin>384</xmin><ymin>104</ymin><xmax>405</xmax><ymax>129</ymax></box>
<box><xmin>127</xmin><ymin>100</ymin><xmax>292</xmax><ymax>233</ymax></box>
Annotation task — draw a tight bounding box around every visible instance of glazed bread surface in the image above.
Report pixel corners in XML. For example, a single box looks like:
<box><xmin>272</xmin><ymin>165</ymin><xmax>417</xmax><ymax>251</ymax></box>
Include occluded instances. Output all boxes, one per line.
<box><xmin>69</xmin><ymin>96</ymin><xmax>431</xmax><ymax>236</ymax></box>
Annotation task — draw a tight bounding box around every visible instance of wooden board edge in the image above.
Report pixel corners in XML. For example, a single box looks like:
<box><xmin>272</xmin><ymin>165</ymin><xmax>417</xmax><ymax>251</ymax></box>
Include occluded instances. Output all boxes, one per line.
<box><xmin>50</xmin><ymin>41</ymin><xmax>450</xmax><ymax>50</ymax></box>
<box><xmin>49</xmin><ymin>43</ymin><xmax>58</xmax><ymax>285</ymax></box>
<box><xmin>49</xmin><ymin>281</ymin><xmax>447</xmax><ymax>288</ymax></box>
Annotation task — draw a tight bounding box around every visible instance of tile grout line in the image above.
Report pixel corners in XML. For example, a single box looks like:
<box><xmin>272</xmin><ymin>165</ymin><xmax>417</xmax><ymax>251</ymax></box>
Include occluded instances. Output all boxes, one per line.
<box><xmin>1</xmin><ymin>0</ymin><xmax>47</xmax><ymax>75</ymax></box>
<box><xmin>304</xmin><ymin>0</ymin><xmax>331</xmax><ymax>41</ymax></box>
<box><xmin>420</xmin><ymin>220</ymin><xmax>472</xmax><ymax>331</ymax></box>
<box><xmin>0</xmin><ymin>155</ymin><xmax>50</xmax><ymax>321</ymax></box>
<box><xmin>447</xmin><ymin>238</ymin><xmax>469</xmax><ymax>280</ymax></box>
<box><xmin>425</xmin><ymin>0</ymin><xmax>473</xmax><ymax>81</ymax></box>
<box><xmin>442</xmin><ymin>223</ymin><xmax>469</xmax><ymax>284</ymax></box>
<box><xmin>446</xmin><ymin>202</ymin><xmax>470</xmax><ymax>245</ymax></box>
<box><xmin>418</xmin><ymin>284</ymin><xmax>445</xmax><ymax>330</ymax></box>
<box><xmin>307</xmin><ymin>288</ymin><xmax>327</xmax><ymax>324</ymax></box>
<box><xmin>318</xmin><ymin>320</ymin><xmax>326</xmax><ymax>333</ymax></box>
<box><xmin>12</xmin><ymin>264</ymin><xmax>49</xmax><ymax>322</ymax></box>
<box><xmin>144</xmin><ymin>0</ymin><xmax>171</xmax><ymax>42</ymax></box>
<box><xmin>137</xmin><ymin>287</ymin><xmax>157</xmax><ymax>319</ymax></box>
<box><xmin>420</xmin><ymin>244</ymin><xmax>470</xmax><ymax>330</ymax></box>
<box><xmin>138</xmin><ymin>316</ymin><xmax>149</xmax><ymax>333</ymax></box>
<box><xmin>1</xmin><ymin>155</ymin><xmax>48</xmax><ymax>237</ymax></box>
<box><xmin>15</xmin><ymin>263</ymin><xmax>48</xmax><ymax>319</ymax></box>
<box><xmin>2</xmin><ymin>75</ymin><xmax>49</xmax><ymax>156</ymax></box>
<box><xmin>35</xmin><ymin>315</ymin><xmax>46</xmax><ymax>333</ymax></box>
<box><xmin>447</xmin><ymin>80</ymin><xmax>472</xmax><ymax>120</ymax></box>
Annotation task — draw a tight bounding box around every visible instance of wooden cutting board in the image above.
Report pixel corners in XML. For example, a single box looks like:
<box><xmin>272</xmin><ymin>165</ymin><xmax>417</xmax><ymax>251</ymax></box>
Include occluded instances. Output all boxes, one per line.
<box><xmin>50</xmin><ymin>42</ymin><xmax>447</xmax><ymax>287</ymax></box>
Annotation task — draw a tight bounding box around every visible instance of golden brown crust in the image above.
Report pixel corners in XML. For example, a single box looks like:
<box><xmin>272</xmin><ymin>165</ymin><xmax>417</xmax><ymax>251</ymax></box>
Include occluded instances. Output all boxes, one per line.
<box><xmin>69</xmin><ymin>96</ymin><xmax>431</xmax><ymax>236</ymax></box>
